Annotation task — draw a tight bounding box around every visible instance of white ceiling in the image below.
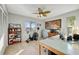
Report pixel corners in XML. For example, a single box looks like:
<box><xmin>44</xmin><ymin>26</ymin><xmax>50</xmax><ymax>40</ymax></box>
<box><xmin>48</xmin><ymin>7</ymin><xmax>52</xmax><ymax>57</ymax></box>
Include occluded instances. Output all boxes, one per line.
<box><xmin>6</xmin><ymin>4</ymin><xmax>79</xmax><ymax>20</ymax></box>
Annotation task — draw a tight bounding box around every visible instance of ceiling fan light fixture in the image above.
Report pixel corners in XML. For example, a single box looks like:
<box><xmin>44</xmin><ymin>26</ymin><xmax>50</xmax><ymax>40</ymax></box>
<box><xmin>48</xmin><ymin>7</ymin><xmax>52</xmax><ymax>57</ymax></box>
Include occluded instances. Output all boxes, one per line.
<box><xmin>33</xmin><ymin>8</ymin><xmax>51</xmax><ymax>17</ymax></box>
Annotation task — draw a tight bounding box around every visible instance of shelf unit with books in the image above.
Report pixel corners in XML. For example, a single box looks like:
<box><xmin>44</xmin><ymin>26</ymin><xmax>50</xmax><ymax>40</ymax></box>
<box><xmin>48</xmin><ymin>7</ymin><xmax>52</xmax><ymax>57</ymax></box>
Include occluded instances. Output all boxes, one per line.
<box><xmin>8</xmin><ymin>23</ymin><xmax>22</xmax><ymax>45</ymax></box>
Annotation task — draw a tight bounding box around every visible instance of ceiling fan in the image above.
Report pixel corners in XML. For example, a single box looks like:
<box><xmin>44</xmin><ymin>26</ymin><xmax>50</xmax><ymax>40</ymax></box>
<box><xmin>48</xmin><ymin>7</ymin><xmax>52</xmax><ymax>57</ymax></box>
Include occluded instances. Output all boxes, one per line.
<box><xmin>33</xmin><ymin>8</ymin><xmax>51</xmax><ymax>17</ymax></box>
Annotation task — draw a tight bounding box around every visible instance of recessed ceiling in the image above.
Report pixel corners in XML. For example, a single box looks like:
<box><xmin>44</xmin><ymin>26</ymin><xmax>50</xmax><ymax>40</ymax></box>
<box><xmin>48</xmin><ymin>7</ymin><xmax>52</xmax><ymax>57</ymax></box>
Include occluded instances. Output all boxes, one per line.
<box><xmin>6</xmin><ymin>4</ymin><xmax>79</xmax><ymax>20</ymax></box>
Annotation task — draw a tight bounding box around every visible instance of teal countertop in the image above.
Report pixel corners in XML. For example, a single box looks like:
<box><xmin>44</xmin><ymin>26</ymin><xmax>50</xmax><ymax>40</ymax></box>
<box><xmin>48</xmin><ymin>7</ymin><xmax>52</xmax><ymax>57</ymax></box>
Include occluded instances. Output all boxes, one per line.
<box><xmin>39</xmin><ymin>38</ymin><xmax>79</xmax><ymax>55</ymax></box>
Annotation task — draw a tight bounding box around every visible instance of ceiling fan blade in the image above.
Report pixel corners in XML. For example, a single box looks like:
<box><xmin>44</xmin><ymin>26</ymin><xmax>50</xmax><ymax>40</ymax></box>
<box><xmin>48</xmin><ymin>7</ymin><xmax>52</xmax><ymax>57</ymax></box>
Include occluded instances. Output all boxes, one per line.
<box><xmin>32</xmin><ymin>13</ymin><xmax>39</xmax><ymax>14</ymax></box>
<box><xmin>44</xmin><ymin>11</ymin><xmax>51</xmax><ymax>13</ymax></box>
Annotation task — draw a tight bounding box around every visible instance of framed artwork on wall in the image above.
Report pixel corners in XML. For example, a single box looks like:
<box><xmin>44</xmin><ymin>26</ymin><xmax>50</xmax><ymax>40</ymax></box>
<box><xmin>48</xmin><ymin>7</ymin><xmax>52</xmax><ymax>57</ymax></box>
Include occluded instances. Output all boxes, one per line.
<box><xmin>45</xmin><ymin>19</ymin><xmax>61</xmax><ymax>30</ymax></box>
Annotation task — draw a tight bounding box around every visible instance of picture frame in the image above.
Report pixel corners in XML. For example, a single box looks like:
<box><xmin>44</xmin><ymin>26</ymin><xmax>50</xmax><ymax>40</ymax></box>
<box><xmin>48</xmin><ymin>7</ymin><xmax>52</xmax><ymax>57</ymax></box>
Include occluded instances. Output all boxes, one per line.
<box><xmin>45</xmin><ymin>19</ymin><xmax>61</xmax><ymax>30</ymax></box>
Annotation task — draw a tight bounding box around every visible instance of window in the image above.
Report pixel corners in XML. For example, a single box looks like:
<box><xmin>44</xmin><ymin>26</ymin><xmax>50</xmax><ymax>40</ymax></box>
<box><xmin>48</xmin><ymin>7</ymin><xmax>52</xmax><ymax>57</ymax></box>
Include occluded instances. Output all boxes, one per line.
<box><xmin>67</xmin><ymin>16</ymin><xmax>76</xmax><ymax>36</ymax></box>
<box><xmin>25</xmin><ymin>21</ymin><xmax>36</xmax><ymax>32</ymax></box>
<box><xmin>25</xmin><ymin>22</ymin><xmax>31</xmax><ymax>29</ymax></box>
<box><xmin>31</xmin><ymin>22</ymin><xmax>36</xmax><ymax>30</ymax></box>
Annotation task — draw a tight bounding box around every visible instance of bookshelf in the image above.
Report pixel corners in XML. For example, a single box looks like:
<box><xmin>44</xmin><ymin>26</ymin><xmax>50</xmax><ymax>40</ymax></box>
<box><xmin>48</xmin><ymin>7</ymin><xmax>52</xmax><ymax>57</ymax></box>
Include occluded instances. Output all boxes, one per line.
<box><xmin>8</xmin><ymin>23</ymin><xmax>21</xmax><ymax>45</ymax></box>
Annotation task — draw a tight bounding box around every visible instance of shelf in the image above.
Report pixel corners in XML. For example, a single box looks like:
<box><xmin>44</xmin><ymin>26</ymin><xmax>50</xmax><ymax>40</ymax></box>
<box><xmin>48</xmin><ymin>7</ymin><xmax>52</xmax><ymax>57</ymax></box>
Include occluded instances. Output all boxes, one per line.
<box><xmin>8</xmin><ymin>23</ymin><xmax>21</xmax><ymax>45</ymax></box>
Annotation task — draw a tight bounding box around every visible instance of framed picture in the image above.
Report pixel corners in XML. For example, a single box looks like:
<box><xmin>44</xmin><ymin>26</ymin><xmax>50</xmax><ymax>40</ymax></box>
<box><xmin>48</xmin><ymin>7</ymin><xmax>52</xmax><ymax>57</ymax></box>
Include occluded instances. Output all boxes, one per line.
<box><xmin>45</xmin><ymin>19</ymin><xmax>61</xmax><ymax>29</ymax></box>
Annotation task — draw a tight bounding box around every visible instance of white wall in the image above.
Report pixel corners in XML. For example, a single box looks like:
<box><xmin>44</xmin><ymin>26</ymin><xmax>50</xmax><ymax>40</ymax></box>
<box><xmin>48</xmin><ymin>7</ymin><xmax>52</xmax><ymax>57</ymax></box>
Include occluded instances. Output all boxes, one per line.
<box><xmin>0</xmin><ymin>5</ymin><xmax>8</xmax><ymax>55</ymax></box>
<box><xmin>8</xmin><ymin>13</ymin><xmax>45</xmax><ymax>41</ymax></box>
<box><xmin>45</xmin><ymin>9</ymin><xmax>79</xmax><ymax>39</ymax></box>
<box><xmin>0</xmin><ymin>9</ymin><xmax>2</xmax><ymax>38</ymax></box>
<box><xmin>0</xmin><ymin>6</ymin><xmax>3</xmax><ymax>55</ymax></box>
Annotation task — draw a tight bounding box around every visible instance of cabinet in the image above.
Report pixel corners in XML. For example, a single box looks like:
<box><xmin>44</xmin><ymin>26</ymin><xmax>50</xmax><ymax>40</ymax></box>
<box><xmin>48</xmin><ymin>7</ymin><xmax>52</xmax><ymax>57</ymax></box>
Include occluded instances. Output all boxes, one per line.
<box><xmin>48</xmin><ymin>32</ymin><xmax>58</xmax><ymax>37</ymax></box>
<box><xmin>8</xmin><ymin>24</ymin><xmax>21</xmax><ymax>45</ymax></box>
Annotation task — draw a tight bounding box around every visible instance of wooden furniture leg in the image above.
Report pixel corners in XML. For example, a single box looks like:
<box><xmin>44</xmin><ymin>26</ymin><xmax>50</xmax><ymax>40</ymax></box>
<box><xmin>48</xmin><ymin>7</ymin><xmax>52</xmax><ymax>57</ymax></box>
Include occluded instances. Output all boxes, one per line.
<box><xmin>39</xmin><ymin>44</ymin><xmax>41</xmax><ymax>55</ymax></box>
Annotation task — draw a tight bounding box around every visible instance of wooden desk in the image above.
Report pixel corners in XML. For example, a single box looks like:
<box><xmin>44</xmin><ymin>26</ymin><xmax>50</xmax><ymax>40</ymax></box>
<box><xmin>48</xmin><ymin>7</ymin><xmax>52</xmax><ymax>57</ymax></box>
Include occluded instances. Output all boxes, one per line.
<box><xmin>39</xmin><ymin>38</ymin><xmax>79</xmax><ymax>55</ymax></box>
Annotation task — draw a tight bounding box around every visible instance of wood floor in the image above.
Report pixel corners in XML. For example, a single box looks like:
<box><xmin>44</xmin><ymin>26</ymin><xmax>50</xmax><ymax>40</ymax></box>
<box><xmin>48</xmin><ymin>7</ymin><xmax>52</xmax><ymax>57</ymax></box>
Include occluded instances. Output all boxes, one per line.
<box><xmin>4</xmin><ymin>41</ymin><xmax>39</xmax><ymax>55</ymax></box>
